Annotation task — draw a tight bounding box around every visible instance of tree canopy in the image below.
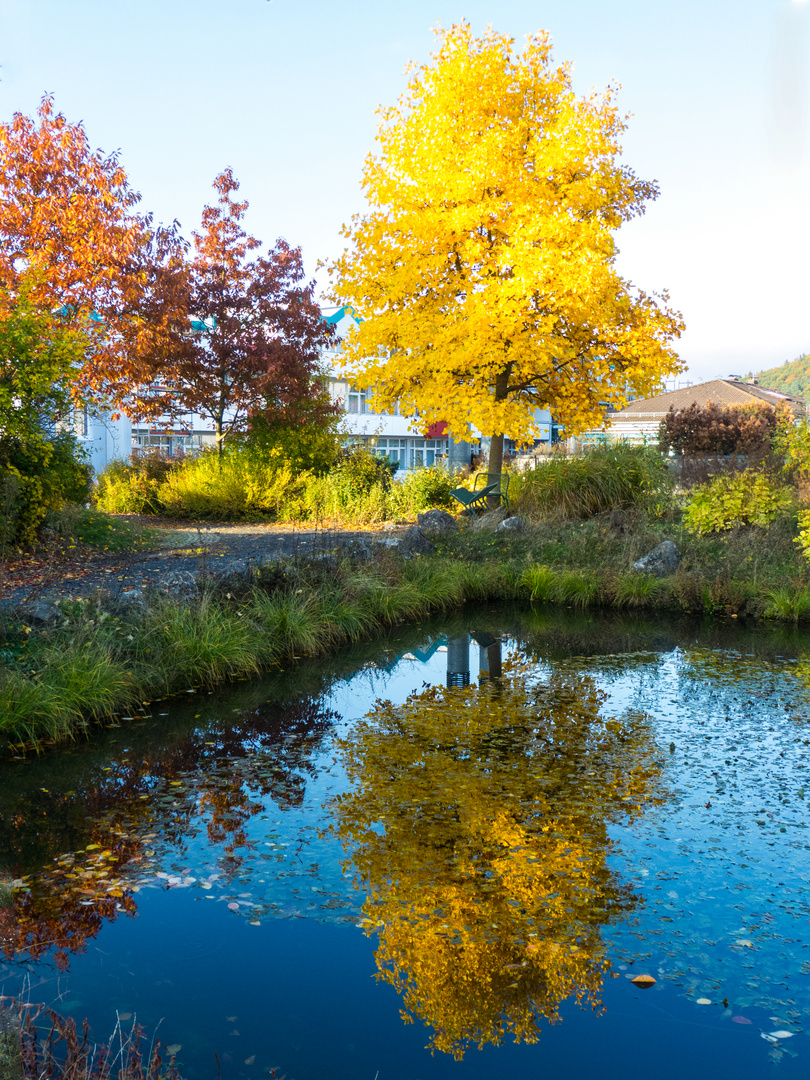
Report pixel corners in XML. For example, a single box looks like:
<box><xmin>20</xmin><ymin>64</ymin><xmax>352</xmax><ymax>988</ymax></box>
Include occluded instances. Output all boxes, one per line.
<box><xmin>0</xmin><ymin>96</ymin><xmax>184</xmax><ymax>408</ymax></box>
<box><xmin>328</xmin><ymin>24</ymin><xmax>684</xmax><ymax>473</ymax></box>
<box><xmin>142</xmin><ymin>170</ymin><xmax>337</xmax><ymax>455</ymax></box>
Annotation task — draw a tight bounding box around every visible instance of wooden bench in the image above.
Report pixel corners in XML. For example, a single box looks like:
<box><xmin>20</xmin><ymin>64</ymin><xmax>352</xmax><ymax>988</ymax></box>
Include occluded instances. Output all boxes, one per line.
<box><xmin>450</xmin><ymin>473</ymin><xmax>510</xmax><ymax>516</ymax></box>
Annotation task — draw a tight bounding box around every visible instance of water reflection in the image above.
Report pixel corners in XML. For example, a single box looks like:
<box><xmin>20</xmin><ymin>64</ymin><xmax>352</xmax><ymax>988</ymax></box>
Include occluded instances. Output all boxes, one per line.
<box><xmin>332</xmin><ymin>662</ymin><xmax>667</xmax><ymax>1058</ymax></box>
<box><xmin>1</xmin><ymin>694</ymin><xmax>339</xmax><ymax>969</ymax></box>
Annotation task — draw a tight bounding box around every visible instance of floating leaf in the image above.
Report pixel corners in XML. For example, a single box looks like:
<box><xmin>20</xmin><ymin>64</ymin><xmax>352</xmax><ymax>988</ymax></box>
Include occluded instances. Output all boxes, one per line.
<box><xmin>732</xmin><ymin>1016</ymin><xmax>752</xmax><ymax>1025</ymax></box>
<box><xmin>165</xmin><ymin>1044</ymin><xmax>182</xmax><ymax>1056</ymax></box>
<box><xmin>631</xmin><ymin>975</ymin><xmax>656</xmax><ymax>989</ymax></box>
<box><xmin>227</xmin><ymin>902</ymin><xmax>239</xmax><ymax>911</ymax></box>
<box><xmin>696</xmin><ymin>997</ymin><xmax>712</xmax><ymax>1005</ymax></box>
<box><xmin>244</xmin><ymin>1056</ymin><xmax>255</xmax><ymax>1065</ymax></box>
<box><xmin>769</xmin><ymin>1031</ymin><xmax>795</xmax><ymax>1039</ymax></box>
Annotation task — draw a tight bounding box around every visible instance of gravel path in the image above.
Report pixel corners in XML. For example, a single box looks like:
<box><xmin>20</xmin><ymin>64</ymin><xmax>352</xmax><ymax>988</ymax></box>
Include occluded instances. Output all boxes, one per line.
<box><xmin>1</xmin><ymin>520</ymin><xmax>400</xmax><ymax>608</ymax></box>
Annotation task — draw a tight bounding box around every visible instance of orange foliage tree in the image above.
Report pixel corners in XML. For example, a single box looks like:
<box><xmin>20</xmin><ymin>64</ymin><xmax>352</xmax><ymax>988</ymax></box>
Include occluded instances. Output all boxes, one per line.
<box><xmin>0</xmin><ymin>95</ymin><xmax>185</xmax><ymax>410</ymax></box>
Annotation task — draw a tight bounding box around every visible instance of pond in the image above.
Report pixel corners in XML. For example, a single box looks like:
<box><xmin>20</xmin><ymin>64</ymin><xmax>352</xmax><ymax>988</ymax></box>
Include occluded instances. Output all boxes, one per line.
<box><xmin>2</xmin><ymin>606</ymin><xmax>810</xmax><ymax>1079</ymax></box>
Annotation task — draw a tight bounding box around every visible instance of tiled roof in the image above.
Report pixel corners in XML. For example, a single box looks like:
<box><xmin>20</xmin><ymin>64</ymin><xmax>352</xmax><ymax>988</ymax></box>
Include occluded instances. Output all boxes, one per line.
<box><xmin>612</xmin><ymin>379</ymin><xmax>806</xmax><ymax>420</ymax></box>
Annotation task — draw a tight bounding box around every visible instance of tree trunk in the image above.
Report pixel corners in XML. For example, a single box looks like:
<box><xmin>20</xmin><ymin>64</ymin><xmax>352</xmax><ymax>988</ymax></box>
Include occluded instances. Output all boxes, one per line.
<box><xmin>486</xmin><ymin>368</ymin><xmax>510</xmax><ymax>510</ymax></box>
<box><xmin>215</xmin><ymin>417</ymin><xmax>225</xmax><ymax>465</ymax></box>
<box><xmin>486</xmin><ymin>433</ymin><xmax>505</xmax><ymax>510</ymax></box>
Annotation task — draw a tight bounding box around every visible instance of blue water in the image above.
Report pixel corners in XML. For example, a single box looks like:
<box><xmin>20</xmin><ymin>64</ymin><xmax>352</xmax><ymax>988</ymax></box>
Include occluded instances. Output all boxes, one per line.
<box><xmin>3</xmin><ymin>610</ymin><xmax>810</xmax><ymax>1078</ymax></box>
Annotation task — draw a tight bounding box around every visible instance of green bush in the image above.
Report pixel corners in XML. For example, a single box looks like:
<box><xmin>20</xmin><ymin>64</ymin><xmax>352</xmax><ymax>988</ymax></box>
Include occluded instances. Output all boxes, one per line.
<box><xmin>94</xmin><ymin>452</ymin><xmax>177</xmax><ymax>515</ymax></box>
<box><xmin>683</xmin><ymin>470</ymin><xmax>796</xmax><ymax>535</ymax></box>
<box><xmin>393</xmin><ymin>464</ymin><xmax>461</xmax><ymax>516</ymax></box>
<box><xmin>515</xmin><ymin>443</ymin><xmax>669</xmax><ymax>521</ymax></box>
<box><xmin>0</xmin><ymin>431</ymin><xmax>91</xmax><ymax>545</ymax></box>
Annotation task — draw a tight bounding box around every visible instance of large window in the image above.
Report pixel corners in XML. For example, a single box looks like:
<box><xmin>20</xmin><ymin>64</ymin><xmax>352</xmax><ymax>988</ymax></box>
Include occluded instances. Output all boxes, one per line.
<box><xmin>372</xmin><ymin>438</ymin><xmax>407</xmax><ymax>465</ymax></box>
<box><xmin>410</xmin><ymin>438</ymin><xmax>449</xmax><ymax>468</ymax></box>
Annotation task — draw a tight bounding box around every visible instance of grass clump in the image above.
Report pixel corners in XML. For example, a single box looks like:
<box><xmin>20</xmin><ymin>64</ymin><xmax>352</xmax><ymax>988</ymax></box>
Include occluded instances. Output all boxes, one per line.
<box><xmin>514</xmin><ymin>443</ymin><xmax>669</xmax><ymax>521</ymax></box>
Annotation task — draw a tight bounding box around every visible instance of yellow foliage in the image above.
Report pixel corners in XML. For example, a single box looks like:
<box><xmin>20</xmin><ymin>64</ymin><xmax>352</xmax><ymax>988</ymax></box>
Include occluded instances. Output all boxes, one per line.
<box><xmin>328</xmin><ymin>24</ymin><xmax>684</xmax><ymax>445</ymax></box>
<box><xmin>331</xmin><ymin>661</ymin><xmax>666</xmax><ymax>1057</ymax></box>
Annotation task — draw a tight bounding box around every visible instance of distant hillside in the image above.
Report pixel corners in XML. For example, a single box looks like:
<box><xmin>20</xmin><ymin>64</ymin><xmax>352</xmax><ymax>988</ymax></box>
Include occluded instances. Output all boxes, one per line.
<box><xmin>751</xmin><ymin>353</ymin><xmax>810</xmax><ymax>401</ymax></box>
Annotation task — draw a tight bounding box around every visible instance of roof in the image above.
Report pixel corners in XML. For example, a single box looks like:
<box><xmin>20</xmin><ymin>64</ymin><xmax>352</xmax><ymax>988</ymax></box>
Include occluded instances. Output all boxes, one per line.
<box><xmin>611</xmin><ymin>379</ymin><xmax>807</xmax><ymax>421</ymax></box>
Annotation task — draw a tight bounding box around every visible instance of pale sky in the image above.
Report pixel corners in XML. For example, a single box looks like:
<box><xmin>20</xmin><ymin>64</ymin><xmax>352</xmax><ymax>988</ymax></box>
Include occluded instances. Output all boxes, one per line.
<box><xmin>1</xmin><ymin>0</ymin><xmax>807</xmax><ymax>383</ymax></box>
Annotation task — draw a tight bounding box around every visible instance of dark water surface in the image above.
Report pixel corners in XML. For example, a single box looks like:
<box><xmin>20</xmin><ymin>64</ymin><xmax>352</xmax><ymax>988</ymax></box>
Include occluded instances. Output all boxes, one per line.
<box><xmin>3</xmin><ymin>607</ymin><xmax>810</xmax><ymax>1078</ymax></box>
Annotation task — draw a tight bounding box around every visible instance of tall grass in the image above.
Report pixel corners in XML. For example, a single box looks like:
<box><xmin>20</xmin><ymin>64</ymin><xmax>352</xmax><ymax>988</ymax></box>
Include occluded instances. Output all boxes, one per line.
<box><xmin>515</xmin><ymin>443</ymin><xmax>669</xmax><ymax>520</ymax></box>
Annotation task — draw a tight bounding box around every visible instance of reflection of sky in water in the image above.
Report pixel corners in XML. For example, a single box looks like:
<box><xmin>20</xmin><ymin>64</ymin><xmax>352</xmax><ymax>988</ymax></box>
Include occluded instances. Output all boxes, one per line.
<box><xmin>3</xmin><ymin>620</ymin><xmax>810</xmax><ymax>1077</ymax></box>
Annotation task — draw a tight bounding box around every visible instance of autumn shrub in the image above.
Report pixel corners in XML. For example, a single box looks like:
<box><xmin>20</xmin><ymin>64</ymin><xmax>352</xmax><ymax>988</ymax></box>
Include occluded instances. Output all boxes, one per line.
<box><xmin>392</xmin><ymin>464</ymin><xmax>463</xmax><ymax>515</ymax></box>
<box><xmin>682</xmin><ymin>470</ymin><xmax>796</xmax><ymax>535</ymax></box>
<box><xmin>658</xmin><ymin>401</ymin><xmax>785</xmax><ymax>457</ymax></box>
<box><xmin>515</xmin><ymin>443</ymin><xmax>669</xmax><ymax>521</ymax></box>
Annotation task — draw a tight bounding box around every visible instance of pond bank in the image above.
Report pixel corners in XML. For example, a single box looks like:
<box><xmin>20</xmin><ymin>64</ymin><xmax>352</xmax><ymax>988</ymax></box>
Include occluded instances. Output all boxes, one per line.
<box><xmin>1</xmin><ymin>510</ymin><xmax>808</xmax><ymax>754</ymax></box>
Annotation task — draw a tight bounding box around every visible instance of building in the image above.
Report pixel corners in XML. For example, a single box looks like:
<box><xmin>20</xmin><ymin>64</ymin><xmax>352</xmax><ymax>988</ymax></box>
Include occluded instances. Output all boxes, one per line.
<box><xmin>599</xmin><ymin>378</ymin><xmax>807</xmax><ymax>446</ymax></box>
<box><xmin>322</xmin><ymin>306</ymin><xmax>556</xmax><ymax>472</ymax></box>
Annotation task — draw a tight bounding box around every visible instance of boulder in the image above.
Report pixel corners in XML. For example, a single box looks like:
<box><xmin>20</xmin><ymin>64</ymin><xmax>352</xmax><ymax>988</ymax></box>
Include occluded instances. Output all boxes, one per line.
<box><xmin>116</xmin><ymin>588</ymin><xmax>149</xmax><ymax>614</ymax></box>
<box><xmin>468</xmin><ymin>507</ymin><xmax>508</xmax><ymax>532</ymax></box>
<box><xmin>497</xmin><ymin>515</ymin><xmax>527</xmax><ymax>534</ymax></box>
<box><xmin>632</xmin><ymin>540</ymin><xmax>680</xmax><ymax>577</ymax></box>
<box><xmin>416</xmin><ymin>509</ymin><xmax>458</xmax><ymax>535</ymax></box>
<box><xmin>398</xmin><ymin>526</ymin><xmax>436</xmax><ymax>556</ymax></box>
<box><xmin>210</xmin><ymin>559</ymin><xmax>249</xmax><ymax>585</ymax></box>
<box><xmin>22</xmin><ymin>600</ymin><xmax>62</xmax><ymax>625</ymax></box>
<box><xmin>153</xmin><ymin>569</ymin><xmax>199</xmax><ymax>600</ymax></box>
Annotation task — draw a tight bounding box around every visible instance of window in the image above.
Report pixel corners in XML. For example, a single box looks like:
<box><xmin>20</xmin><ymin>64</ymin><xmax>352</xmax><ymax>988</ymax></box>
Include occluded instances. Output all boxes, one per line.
<box><xmin>347</xmin><ymin>387</ymin><xmax>371</xmax><ymax>414</ymax></box>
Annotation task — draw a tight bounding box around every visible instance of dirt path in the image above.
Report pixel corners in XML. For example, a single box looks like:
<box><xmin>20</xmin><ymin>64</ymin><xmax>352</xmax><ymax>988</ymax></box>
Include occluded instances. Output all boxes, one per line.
<box><xmin>0</xmin><ymin>519</ymin><xmax>397</xmax><ymax>608</ymax></box>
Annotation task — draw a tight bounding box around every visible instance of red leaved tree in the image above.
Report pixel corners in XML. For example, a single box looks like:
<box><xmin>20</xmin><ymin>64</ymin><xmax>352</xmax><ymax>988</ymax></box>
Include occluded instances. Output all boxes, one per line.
<box><xmin>142</xmin><ymin>169</ymin><xmax>336</xmax><ymax>456</ymax></box>
<box><xmin>0</xmin><ymin>95</ymin><xmax>186</xmax><ymax>409</ymax></box>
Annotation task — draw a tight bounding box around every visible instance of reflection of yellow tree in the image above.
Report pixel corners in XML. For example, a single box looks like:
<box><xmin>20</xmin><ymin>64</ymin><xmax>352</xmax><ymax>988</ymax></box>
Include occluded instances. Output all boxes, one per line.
<box><xmin>332</xmin><ymin>664</ymin><xmax>666</xmax><ymax>1058</ymax></box>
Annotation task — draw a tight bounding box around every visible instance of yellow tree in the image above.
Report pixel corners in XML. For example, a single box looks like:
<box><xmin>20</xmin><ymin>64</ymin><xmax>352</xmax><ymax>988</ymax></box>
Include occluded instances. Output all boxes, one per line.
<box><xmin>331</xmin><ymin>664</ymin><xmax>666</xmax><ymax>1057</ymax></box>
<box><xmin>328</xmin><ymin>24</ymin><xmax>684</xmax><ymax>475</ymax></box>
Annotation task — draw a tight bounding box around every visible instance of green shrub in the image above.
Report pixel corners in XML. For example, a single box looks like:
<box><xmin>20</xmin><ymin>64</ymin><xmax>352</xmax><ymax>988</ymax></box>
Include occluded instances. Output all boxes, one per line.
<box><xmin>683</xmin><ymin>470</ymin><xmax>796</xmax><ymax>535</ymax></box>
<box><xmin>94</xmin><ymin>453</ymin><xmax>176</xmax><ymax>515</ymax></box>
<box><xmin>393</xmin><ymin>465</ymin><xmax>462</xmax><ymax>515</ymax></box>
<box><xmin>515</xmin><ymin>443</ymin><xmax>669</xmax><ymax>521</ymax></box>
<box><xmin>0</xmin><ymin>430</ymin><xmax>91</xmax><ymax>544</ymax></box>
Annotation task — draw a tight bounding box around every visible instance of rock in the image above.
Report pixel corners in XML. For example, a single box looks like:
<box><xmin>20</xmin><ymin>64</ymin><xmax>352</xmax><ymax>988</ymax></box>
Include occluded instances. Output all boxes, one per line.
<box><xmin>398</xmin><ymin>526</ymin><xmax>436</xmax><ymax>556</ymax></box>
<box><xmin>117</xmin><ymin>588</ymin><xmax>147</xmax><ymax>612</ymax></box>
<box><xmin>210</xmin><ymin>559</ymin><xmax>249</xmax><ymax>585</ymax></box>
<box><xmin>153</xmin><ymin>569</ymin><xmax>199</xmax><ymax>600</ymax></box>
<box><xmin>497</xmin><ymin>515</ymin><xmax>526</xmax><ymax>533</ymax></box>
<box><xmin>416</xmin><ymin>509</ymin><xmax>458</xmax><ymax>535</ymax></box>
<box><xmin>632</xmin><ymin>540</ymin><xmax>680</xmax><ymax>577</ymax></box>
<box><xmin>23</xmin><ymin>601</ymin><xmax>62</xmax><ymax>625</ymax></box>
<box><xmin>468</xmin><ymin>507</ymin><xmax>508</xmax><ymax>532</ymax></box>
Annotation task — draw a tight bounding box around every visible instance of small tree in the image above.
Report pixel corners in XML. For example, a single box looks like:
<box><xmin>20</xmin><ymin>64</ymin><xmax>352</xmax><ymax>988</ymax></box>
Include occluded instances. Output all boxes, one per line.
<box><xmin>328</xmin><ymin>24</ymin><xmax>684</xmax><ymax>484</ymax></box>
<box><xmin>143</xmin><ymin>170</ymin><xmax>336</xmax><ymax>457</ymax></box>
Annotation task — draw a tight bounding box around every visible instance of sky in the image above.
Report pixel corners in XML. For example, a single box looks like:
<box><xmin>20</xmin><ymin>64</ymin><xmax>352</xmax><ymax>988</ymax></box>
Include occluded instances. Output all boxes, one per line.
<box><xmin>1</xmin><ymin>0</ymin><xmax>808</xmax><ymax>384</ymax></box>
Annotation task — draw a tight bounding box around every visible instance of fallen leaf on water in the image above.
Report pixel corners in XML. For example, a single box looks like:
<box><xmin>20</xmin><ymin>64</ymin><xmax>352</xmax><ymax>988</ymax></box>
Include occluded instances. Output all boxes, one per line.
<box><xmin>769</xmin><ymin>1031</ymin><xmax>795</xmax><ymax>1039</ymax></box>
<box><xmin>165</xmin><ymin>1045</ymin><xmax>181</xmax><ymax>1056</ymax></box>
<box><xmin>118</xmin><ymin>1012</ymin><xmax>132</xmax><ymax>1021</ymax></box>
<box><xmin>735</xmin><ymin>939</ymin><xmax>754</xmax><ymax>948</ymax></box>
<box><xmin>227</xmin><ymin>902</ymin><xmax>239</xmax><ymax>911</ymax></box>
<box><xmin>225</xmin><ymin>1016</ymin><xmax>237</xmax><ymax>1022</ymax></box>
<box><xmin>696</xmin><ymin>998</ymin><xmax>712</xmax><ymax>1005</ymax></box>
<box><xmin>244</xmin><ymin>1056</ymin><xmax>255</xmax><ymax>1065</ymax></box>
<box><xmin>631</xmin><ymin>975</ymin><xmax>656</xmax><ymax>989</ymax></box>
<box><xmin>732</xmin><ymin>1016</ymin><xmax>752</xmax><ymax>1025</ymax></box>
